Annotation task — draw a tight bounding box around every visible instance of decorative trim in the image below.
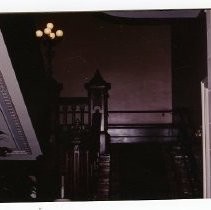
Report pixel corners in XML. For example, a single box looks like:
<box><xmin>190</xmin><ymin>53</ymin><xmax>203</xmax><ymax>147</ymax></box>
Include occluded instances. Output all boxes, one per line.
<box><xmin>0</xmin><ymin>70</ymin><xmax>31</xmax><ymax>154</ymax></box>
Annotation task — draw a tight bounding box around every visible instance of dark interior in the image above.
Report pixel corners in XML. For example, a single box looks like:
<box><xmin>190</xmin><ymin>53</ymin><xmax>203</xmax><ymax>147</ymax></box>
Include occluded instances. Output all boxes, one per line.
<box><xmin>0</xmin><ymin>11</ymin><xmax>207</xmax><ymax>202</ymax></box>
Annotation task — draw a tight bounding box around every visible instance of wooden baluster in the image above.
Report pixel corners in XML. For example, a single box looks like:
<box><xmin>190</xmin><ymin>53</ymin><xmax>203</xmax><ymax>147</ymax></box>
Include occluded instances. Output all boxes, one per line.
<box><xmin>65</xmin><ymin>151</ymin><xmax>69</xmax><ymax>198</ymax></box>
<box><xmin>62</xmin><ymin>105</ymin><xmax>68</xmax><ymax>125</ymax></box>
<box><xmin>80</xmin><ymin>104</ymin><xmax>85</xmax><ymax>129</ymax></box>
<box><xmin>61</xmin><ymin>175</ymin><xmax>65</xmax><ymax>199</ymax></box>
<box><xmin>68</xmin><ymin>151</ymin><xmax>73</xmax><ymax>198</ymax></box>
<box><xmin>85</xmin><ymin>150</ymin><xmax>90</xmax><ymax>198</ymax></box>
<box><xmin>71</xmin><ymin>104</ymin><xmax>76</xmax><ymax>125</ymax></box>
<box><xmin>73</xmin><ymin>145</ymin><xmax>80</xmax><ymax>199</ymax></box>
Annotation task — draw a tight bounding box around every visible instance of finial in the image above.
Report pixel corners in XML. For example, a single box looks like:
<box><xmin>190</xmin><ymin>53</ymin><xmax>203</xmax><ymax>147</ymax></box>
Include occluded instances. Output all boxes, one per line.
<box><xmin>85</xmin><ymin>69</ymin><xmax>111</xmax><ymax>89</ymax></box>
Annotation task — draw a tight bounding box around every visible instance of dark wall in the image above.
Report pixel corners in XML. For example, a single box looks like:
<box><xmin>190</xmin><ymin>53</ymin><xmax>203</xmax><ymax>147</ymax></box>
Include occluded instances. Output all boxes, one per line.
<box><xmin>172</xmin><ymin>13</ymin><xmax>207</xmax><ymax>129</ymax></box>
<box><xmin>34</xmin><ymin>13</ymin><xmax>172</xmax><ymax>124</ymax></box>
<box><xmin>1</xmin><ymin>12</ymin><xmax>206</xmax><ymax>127</ymax></box>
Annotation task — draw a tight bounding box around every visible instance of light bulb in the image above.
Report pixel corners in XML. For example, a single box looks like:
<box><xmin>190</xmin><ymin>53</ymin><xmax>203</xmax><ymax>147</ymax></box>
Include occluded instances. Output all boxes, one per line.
<box><xmin>35</xmin><ymin>30</ymin><xmax>43</xmax><ymax>37</ymax></box>
<box><xmin>56</xmin><ymin>30</ymin><xmax>63</xmax><ymax>37</ymax></box>
<box><xmin>44</xmin><ymin>27</ymin><xmax>51</xmax><ymax>35</ymax></box>
<box><xmin>47</xmin><ymin>23</ymin><xmax>54</xmax><ymax>29</ymax></box>
<box><xmin>50</xmin><ymin>32</ymin><xmax>55</xmax><ymax>39</ymax></box>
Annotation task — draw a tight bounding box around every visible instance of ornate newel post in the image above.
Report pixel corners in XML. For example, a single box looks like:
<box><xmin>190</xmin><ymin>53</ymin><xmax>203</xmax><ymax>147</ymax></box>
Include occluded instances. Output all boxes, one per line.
<box><xmin>85</xmin><ymin>70</ymin><xmax>111</xmax><ymax>154</ymax></box>
<box><xmin>85</xmin><ymin>70</ymin><xmax>111</xmax><ymax>200</ymax></box>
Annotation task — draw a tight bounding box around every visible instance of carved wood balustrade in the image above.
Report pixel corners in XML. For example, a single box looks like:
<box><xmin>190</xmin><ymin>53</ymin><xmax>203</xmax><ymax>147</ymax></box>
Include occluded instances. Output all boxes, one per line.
<box><xmin>57</xmin><ymin>70</ymin><xmax>111</xmax><ymax>200</ymax></box>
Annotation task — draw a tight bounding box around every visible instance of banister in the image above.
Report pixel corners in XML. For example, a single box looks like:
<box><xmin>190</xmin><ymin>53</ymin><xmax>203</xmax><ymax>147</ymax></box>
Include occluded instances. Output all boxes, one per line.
<box><xmin>108</xmin><ymin>110</ymin><xmax>173</xmax><ymax>114</ymax></box>
<box><xmin>57</xmin><ymin>95</ymin><xmax>103</xmax><ymax>200</ymax></box>
<box><xmin>59</xmin><ymin>97</ymin><xmax>89</xmax><ymax>105</ymax></box>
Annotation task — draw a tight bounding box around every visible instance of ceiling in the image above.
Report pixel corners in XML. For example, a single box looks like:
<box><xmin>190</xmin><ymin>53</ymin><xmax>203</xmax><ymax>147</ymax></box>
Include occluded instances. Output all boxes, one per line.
<box><xmin>105</xmin><ymin>9</ymin><xmax>202</xmax><ymax>19</ymax></box>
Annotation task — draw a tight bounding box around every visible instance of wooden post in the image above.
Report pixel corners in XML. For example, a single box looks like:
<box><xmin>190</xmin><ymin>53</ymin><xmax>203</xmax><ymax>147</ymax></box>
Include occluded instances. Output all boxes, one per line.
<box><xmin>85</xmin><ymin>70</ymin><xmax>111</xmax><ymax>200</ymax></box>
<box><xmin>85</xmin><ymin>70</ymin><xmax>111</xmax><ymax>154</ymax></box>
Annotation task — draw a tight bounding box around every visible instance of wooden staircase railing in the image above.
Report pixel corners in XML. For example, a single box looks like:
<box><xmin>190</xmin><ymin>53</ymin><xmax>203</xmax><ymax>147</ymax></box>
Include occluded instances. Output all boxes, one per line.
<box><xmin>58</xmin><ymin>118</ymin><xmax>99</xmax><ymax>200</ymax></box>
<box><xmin>55</xmin><ymin>70</ymin><xmax>201</xmax><ymax>201</ymax></box>
<box><xmin>56</xmin><ymin>70</ymin><xmax>111</xmax><ymax>201</ymax></box>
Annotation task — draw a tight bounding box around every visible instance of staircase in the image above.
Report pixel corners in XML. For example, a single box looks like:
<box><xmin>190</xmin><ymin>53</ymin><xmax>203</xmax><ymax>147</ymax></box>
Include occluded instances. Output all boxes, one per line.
<box><xmin>50</xmin><ymin>72</ymin><xmax>202</xmax><ymax>201</ymax></box>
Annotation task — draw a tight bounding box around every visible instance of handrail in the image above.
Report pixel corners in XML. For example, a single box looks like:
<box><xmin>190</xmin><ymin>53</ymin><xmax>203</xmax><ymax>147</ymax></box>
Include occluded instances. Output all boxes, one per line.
<box><xmin>58</xmin><ymin>110</ymin><xmax>173</xmax><ymax>114</ymax></box>
<box><xmin>109</xmin><ymin>110</ymin><xmax>173</xmax><ymax>114</ymax></box>
<box><xmin>108</xmin><ymin>123</ymin><xmax>174</xmax><ymax>128</ymax></box>
<box><xmin>59</xmin><ymin>97</ymin><xmax>88</xmax><ymax>105</ymax></box>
